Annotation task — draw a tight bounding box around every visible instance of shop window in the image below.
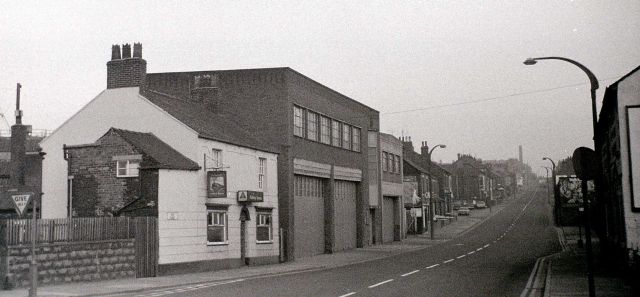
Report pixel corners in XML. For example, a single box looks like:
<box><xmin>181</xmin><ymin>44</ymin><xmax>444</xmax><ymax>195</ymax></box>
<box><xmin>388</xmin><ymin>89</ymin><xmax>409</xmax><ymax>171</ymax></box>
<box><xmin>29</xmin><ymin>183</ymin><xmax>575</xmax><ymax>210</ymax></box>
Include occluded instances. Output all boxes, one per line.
<box><xmin>320</xmin><ymin>116</ymin><xmax>331</xmax><ymax>144</ymax></box>
<box><xmin>307</xmin><ymin>111</ymin><xmax>318</xmax><ymax>141</ymax></box>
<box><xmin>293</xmin><ymin>106</ymin><xmax>304</xmax><ymax>137</ymax></box>
<box><xmin>116</xmin><ymin>160</ymin><xmax>140</xmax><ymax>177</ymax></box>
<box><xmin>207</xmin><ymin>209</ymin><xmax>228</xmax><ymax>244</ymax></box>
<box><xmin>256</xmin><ymin>211</ymin><xmax>273</xmax><ymax>243</ymax></box>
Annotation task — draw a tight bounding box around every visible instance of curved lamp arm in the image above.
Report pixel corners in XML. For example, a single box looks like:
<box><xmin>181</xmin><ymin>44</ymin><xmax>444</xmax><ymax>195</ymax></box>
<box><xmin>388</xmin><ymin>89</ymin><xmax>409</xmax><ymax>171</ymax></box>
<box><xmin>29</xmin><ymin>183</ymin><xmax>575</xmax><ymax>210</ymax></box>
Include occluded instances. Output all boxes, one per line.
<box><xmin>524</xmin><ymin>57</ymin><xmax>599</xmax><ymax>91</ymax></box>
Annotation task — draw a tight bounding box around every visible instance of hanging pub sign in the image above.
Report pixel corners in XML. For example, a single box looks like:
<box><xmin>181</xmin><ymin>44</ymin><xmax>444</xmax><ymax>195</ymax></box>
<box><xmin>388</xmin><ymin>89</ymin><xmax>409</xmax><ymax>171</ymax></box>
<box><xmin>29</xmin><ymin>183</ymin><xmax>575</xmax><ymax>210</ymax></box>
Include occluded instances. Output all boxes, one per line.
<box><xmin>207</xmin><ymin>171</ymin><xmax>227</xmax><ymax>198</ymax></box>
<box><xmin>237</xmin><ymin>190</ymin><xmax>264</xmax><ymax>203</ymax></box>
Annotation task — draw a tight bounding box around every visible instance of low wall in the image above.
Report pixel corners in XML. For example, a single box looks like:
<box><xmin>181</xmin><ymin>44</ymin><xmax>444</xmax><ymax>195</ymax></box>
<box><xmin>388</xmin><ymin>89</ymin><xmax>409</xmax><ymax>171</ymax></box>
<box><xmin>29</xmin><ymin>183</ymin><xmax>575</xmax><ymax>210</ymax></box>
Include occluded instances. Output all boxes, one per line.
<box><xmin>3</xmin><ymin>239</ymin><xmax>135</xmax><ymax>288</ymax></box>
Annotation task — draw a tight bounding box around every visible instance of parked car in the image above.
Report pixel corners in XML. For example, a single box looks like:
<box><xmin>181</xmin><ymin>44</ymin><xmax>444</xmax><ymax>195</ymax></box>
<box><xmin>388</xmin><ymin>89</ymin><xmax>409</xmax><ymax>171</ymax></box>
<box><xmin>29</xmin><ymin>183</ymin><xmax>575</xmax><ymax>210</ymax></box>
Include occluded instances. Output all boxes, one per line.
<box><xmin>458</xmin><ymin>207</ymin><xmax>470</xmax><ymax>216</ymax></box>
<box><xmin>476</xmin><ymin>201</ymin><xmax>487</xmax><ymax>208</ymax></box>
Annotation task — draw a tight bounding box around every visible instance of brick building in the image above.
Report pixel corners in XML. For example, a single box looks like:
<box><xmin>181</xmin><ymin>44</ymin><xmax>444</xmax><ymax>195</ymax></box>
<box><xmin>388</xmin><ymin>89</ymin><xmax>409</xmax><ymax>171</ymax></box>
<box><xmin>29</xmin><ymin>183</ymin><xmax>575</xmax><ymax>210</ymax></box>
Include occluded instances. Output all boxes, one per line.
<box><xmin>369</xmin><ymin>132</ymin><xmax>403</xmax><ymax>243</ymax></box>
<box><xmin>448</xmin><ymin>154</ymin><xmax>486</xmax><ymax>206</ymax></box>
<box><xmin>41</xmin><ymin>43</ymin><xmax>379</xmax><ymax>262</ymax></box>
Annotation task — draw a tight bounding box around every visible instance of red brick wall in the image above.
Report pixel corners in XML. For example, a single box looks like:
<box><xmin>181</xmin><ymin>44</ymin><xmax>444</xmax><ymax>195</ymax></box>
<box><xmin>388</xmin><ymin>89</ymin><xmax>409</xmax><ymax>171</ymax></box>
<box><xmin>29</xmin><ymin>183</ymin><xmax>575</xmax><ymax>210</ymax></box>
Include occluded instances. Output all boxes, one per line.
<box><xmin>66</xmin><ymin>131</ymin><xmax>148</xmax><ymax>217</ymax></box>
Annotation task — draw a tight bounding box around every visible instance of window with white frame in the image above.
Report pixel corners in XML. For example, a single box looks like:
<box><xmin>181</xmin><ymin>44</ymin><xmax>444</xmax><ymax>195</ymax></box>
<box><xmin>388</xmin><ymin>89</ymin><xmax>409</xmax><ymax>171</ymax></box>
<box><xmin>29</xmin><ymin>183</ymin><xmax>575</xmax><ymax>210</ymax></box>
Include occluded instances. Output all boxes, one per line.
<box><xmin>207</xmin><ymin>209</ymin><xmax>228</xmax><ymax>244</ymax></box>
<box><xmin>352</xmin><ymin>127</ymin><xmax>360</xmax><ymax>152</ymax></box>
<box><xmin>342</xmin><ymin>124</ymin><xmax>351</xmax><ymax>149</ymax></box>
<box><xmin>256</xmin><ymin>211</ymin><xmax>273</xmax><ymax>242</ymax></box>
<box><xmin>391</xmin><ymin>154</ymin><xmax>396</xmax><ymax>173</ymax></box>
<box><xmin>211</xmin><ymin>149</ymin><xmax>223</xmax><ymax>168</ymax></box>
<box><xmin>395</xmin><ymin>154</ymin><xmax>401</xmax><ymax>173</ymax></box>
<box><xmin>331</xmin><ymin>120</ymin><xmax>341</xmax><ymax>147</ymax></box>
<box><xmin>258</xmin><ymin>157</ymin><xmax>266</xmax><ymax>189</ymax></box>
<box><xmin>307</xmin><ymin>111</ymin><xmax>318</xmax><ymax>141</ymax></box>
<box><xmin>116</xmin><ymin>160</ymin><xmax>140</xmax><ymax>177</ymax></box>
<box><xmin>320</xmin><ymin>116</ymin><xmax>331</xmax><ymax>144</ymax></box>
<box><xmin>293</xmin><ymin>106</ymin><xmax>304</xmax><ymax>137</ymax></box>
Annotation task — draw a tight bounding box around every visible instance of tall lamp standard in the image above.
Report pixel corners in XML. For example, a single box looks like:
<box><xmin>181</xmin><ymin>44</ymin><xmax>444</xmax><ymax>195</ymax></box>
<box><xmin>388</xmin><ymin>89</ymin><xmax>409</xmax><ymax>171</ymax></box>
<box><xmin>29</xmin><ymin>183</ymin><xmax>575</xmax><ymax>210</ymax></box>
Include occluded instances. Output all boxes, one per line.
<box><xmin>542</xmin><ymin>157</ymin><xmax>557</xmax><ymax>207</ymax></box>
<box><xmin>427</xmin><ymin>144</ymin><xmax>446</xmax><ymax>240</ymax></box>
<box><xmin>524</xmin><ymin>57</ymin><xmax>598</xmax><ymax>297</ymax></box>
<box><xmin>542</xmin><ymin>166</ymin><xmax>551</xmax><ymax>202</ymax></box>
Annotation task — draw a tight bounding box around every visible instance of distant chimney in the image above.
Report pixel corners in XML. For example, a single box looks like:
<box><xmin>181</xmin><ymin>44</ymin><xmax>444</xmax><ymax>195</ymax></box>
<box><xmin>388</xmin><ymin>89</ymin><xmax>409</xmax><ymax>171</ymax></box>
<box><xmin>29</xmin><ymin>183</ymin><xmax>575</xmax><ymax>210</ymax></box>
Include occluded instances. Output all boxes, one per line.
<box><xmin>457</xmin><ymin>153</ymin><xmax>461</xmax><ymax>160</ymax></box>
<box><xmin>420</xmin><ymin>141</ymin><xmax>429</xmax><ymax>157</ymax></box>
<box><xmin>401</xmin><ymin>136</ymin><xmax>414</xmax><ymax>152</ymax></box>
<box><xmin>191</xmin><ymin>74</ymin><xmax>221</xmax><ymax>113</ymax></box>
<box><xmin>107</xmin><ymin>43</ymin><xmax>147</xmax><ymax>90</ymax></box>
<box><xmin>518</xmin><ymin>145</ymin><xmax>523</xmax><ymax>163</ymax></box>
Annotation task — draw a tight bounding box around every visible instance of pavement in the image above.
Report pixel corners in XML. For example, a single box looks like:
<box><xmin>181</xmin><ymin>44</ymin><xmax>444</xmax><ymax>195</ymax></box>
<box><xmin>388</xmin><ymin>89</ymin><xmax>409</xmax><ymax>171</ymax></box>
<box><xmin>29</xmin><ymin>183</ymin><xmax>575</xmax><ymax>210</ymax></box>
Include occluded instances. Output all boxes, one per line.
<box><xmin>521</xmin><ymin>226</ymin><xmax>634</xmax><ymax>297</ymax></box>
<box><xmin>0</xmin><ymin>203</ymin><xmax>505</xmax><ymax>297</ymax></box>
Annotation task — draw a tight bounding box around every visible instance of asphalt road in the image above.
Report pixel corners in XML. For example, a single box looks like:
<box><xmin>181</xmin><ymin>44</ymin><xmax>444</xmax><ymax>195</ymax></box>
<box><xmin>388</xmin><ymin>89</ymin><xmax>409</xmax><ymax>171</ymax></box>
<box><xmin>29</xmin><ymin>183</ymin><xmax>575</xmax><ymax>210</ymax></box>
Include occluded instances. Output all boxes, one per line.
<box><xmin>131</xmin><ymin>188</ymin><xmax>560</xmax><ymax>297</ymax></box>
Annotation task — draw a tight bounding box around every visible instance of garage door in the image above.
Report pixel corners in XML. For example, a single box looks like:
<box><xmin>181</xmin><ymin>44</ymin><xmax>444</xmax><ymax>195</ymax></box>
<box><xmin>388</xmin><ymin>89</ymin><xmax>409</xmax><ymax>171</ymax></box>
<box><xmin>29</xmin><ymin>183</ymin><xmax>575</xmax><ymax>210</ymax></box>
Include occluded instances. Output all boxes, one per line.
<box><xmin>334</xmin><ymin>180</ymin><xmax>357</xmax><ymax>252</ymax></box>
<box><xmin>294</xmin><ymin>175</ymin><xmax>325</xmax><ymax>258</ymax></box>
<box><xmin>382</xmin><ymin>197</ymin><xmax>396</xmax><ymax>243</ymax></box>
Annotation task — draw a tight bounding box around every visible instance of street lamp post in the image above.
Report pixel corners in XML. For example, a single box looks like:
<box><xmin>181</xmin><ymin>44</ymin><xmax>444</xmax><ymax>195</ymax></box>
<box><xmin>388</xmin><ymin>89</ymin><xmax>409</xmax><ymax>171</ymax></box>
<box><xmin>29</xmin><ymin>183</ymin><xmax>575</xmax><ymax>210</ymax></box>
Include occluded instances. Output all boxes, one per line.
<box><xmin>524</xmin><ymin>57</ymin><xmax>598</xmax><ymax>297</ymax></box>
<box><xmin>543</xmin><ymin>157</ymin><xmax>558</xmax><ymax>221</ymax></box>
<box><xmin>542</xmin><ymin>166</ymin><xmax>551</xmax><ymax>203</ymax></box>
<box><xmin>427</xmin><ymin>144</ymin><xmax>446</xmax><ymax>240</ymax></box>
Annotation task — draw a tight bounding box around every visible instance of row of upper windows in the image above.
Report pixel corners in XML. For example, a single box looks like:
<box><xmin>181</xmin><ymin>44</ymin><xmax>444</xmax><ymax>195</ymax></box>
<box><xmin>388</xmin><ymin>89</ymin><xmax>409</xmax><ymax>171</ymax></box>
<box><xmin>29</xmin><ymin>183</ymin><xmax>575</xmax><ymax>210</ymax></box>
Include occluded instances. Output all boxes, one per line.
<box><xmin>293</xmin><ymin>105</ymin><xmax>361</xmax><ymax>152</ymax></box>
<box><xmin>382</xmin><ymin>152</ymin><xmax>401</xmax><ymax>174</ymax></box>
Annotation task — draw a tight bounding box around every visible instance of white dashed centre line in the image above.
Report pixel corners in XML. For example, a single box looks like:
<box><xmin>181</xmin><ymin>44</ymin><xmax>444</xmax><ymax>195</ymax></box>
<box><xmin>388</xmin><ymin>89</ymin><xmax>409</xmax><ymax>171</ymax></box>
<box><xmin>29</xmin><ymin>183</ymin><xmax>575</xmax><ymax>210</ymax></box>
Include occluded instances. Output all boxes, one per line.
<box><xmin>338</xmin><ymin>292</ymin><xmax>357</xmax><ymax>297</ymax></box>
<box><xmin>369</xmin><ymin>279</ymin><xmax>394</xmax><ymax>288</ymax></box>
<box><xmin>467</xmin><ymin>251</ymin><xmax>475</xmax><ymax>255</ymax></box>
<box><xmin>476</xmin><ymin>247</ymin><xmax>483</xmax><ymax>251</ymax></box>
<box><xmin>443</xmin><ymin>259</ymin><xmax>454</xmax><ymax>263</ymax></box>
<box><xmin>426</xmin><ymin>264</ymin><xmax>439</xmax><ymax>269</ymax></box>
<box><xmin>484</xmin><ymin>244</ymin><xmax>490</xmax><ymax>248</ymax></box>
<box><xmin>401</xmin><ymin>270</ymin><xmax>420</xmax><ymax>277</ymax></box>
<box><xmin>457</xmin><ymin>255</ymin><xmax>466</xmax><ymax>259</ymax></box>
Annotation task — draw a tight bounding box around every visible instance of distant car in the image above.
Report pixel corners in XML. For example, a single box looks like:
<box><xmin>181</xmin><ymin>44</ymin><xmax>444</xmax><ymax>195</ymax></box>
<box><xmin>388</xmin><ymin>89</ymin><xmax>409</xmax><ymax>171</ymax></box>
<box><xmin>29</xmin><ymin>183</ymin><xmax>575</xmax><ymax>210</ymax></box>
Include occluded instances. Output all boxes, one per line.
<box><xmin>458</xmin><ymin>207</ymin><xmax>470</xmax><ymax>216</ymax></box>
<box><xmin>476</xmin><ymin>201</ymin><xmax>487</xmax><ymax>208</ymax></box>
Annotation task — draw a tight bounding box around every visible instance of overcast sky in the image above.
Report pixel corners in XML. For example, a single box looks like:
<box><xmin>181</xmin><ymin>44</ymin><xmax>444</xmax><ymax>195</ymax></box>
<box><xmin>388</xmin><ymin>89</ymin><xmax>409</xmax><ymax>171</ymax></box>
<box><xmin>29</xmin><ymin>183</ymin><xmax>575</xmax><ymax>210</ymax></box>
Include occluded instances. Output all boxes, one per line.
<box><xmin>1</xmin><ymin>0</ymin><xmax>639</xmax><ymax>175</ymax></box>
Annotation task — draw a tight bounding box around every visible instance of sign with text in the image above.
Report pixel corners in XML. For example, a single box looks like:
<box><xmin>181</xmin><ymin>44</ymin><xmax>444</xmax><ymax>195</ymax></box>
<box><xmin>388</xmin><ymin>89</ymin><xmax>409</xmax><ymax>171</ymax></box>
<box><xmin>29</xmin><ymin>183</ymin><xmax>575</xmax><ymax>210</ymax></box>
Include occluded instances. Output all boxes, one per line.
<box><xmin>237</xmin><ymin>190</ymin><xmax>264</xmax><ymax>202</ymax></box>
<box><xmin>10</xmin><ymin>192</ymin><xmax>33</xmax><ymax>217</ymax></box>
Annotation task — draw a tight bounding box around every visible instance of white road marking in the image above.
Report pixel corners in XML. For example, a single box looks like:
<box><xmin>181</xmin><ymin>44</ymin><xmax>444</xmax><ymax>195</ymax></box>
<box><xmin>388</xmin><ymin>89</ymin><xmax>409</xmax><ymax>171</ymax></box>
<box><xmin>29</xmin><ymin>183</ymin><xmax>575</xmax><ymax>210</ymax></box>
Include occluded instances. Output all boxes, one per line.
<box><xmin>484</xmin><ymin>244</ymin><xmax>490</xmax><ymax>248</ymax></box>
<box><xmin>476</xmin><ymin>247</ymin><xmax>483</xmax><ymax>251</ymax></box>
<box><xmin>467</xmin><ymin>251</ymin><xmax>475</xmax><ymax>255</ymax></box>
<box><xmin>443</xmin><ymin>259</ymin><xmax>454</xmax><ymax>263</ymax></box>
<box><xmin>369</xmin><ymin>279</ymin><xmax>394</xmax><ymax>288</ymax></box>
<box><xmin>426</xmin><ymin>264</ymin><xmax>439</xmax><ymax>269</ymax></box>
<box><xmin>457</xmin><ymin>255</ymin><xmax>466</xmax><ymax>259</ymax></box>
<box><xmin>338</xmin><ymin>292</ymin><xmax>357</xmax><ymax>297</ymax></box>
<box><xmin>401</xmin><ymin>270</ymin><xmax>420</xmax><ymax>277</ymax></box>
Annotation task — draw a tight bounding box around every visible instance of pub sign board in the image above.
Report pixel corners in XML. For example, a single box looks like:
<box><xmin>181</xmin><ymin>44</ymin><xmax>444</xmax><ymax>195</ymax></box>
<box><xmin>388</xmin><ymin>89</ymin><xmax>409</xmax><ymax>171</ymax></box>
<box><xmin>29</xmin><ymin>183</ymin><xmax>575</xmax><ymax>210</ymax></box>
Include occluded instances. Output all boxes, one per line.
<box><xmin>207</xmin><ymin>171</ymin><xmax>227</xmax><ymax>198</ymax></box>
<box><xmin>237</xmin><ymin>190</ymin><xmax>264</xmax><ymax>203</ymax></box>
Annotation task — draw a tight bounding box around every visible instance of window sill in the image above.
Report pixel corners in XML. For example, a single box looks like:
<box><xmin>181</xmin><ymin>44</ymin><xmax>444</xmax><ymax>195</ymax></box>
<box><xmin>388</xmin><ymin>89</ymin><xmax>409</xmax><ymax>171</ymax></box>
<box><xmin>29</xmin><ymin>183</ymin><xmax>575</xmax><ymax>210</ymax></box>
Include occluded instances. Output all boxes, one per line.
<box><xmin>256</xmin><ymin>241</ymin><xmax>273</xmax><ymax>244</ymax></box>
<box><xmin>207</xmin><ymin>242</ymin><xmax>229</xmax><ymax>246</ymax></box>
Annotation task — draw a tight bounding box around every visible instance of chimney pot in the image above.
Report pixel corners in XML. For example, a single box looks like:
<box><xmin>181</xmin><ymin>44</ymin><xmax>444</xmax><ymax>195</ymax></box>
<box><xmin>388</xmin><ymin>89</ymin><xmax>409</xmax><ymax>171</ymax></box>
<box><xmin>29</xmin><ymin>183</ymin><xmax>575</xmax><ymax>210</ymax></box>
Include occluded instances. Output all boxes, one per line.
<box><xmin>133</xmin><ymin>43</ymin><xmax>142</xmax><ymax>58</ymax></box>
<box><xmin>111</xmin><ymin>45</ymin><xmax>121</xmax><ymax>60</ymax></box>
<box><xmin>122</xmin><ymin>43</ymin><xmax>132</xmax><ymax>59</ymax></box>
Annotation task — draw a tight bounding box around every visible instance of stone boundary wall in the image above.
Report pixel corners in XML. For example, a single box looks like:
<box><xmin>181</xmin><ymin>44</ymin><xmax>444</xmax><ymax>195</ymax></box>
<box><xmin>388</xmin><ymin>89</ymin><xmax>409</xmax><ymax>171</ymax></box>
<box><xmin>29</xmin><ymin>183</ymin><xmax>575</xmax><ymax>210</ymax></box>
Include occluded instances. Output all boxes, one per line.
<box><xmin>2</xmin><ymin>239</ymin><xmax>135</xmax><ymax>288</ymax></box>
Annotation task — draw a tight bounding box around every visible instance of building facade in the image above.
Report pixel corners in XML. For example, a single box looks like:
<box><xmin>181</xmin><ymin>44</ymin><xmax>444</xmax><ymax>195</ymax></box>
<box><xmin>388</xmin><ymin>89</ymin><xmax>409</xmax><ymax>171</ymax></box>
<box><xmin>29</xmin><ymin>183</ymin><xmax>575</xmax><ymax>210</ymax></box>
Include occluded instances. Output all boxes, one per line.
<box><xmin>596</xmin><ymin>65</ymin><xmax>640</xmax><ymax>271</ymax></box>
<box><xmin>40</xmin><ymin>44</ymin><xmax>280</xmax><ymax>273</ymax></box>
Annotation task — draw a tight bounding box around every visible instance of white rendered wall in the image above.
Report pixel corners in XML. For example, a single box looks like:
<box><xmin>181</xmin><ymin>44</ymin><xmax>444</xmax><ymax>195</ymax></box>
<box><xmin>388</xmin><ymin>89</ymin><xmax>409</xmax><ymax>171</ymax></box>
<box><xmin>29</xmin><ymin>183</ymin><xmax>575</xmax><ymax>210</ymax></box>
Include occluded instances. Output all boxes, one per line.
<box><xmin>617</xmin><ymin>70</ymin><xmax>640</xmax><ymax>250</ymax></box>
<box><xmin>40</xmin><ymin>87</ymin><xmax>198</xmax><ymax>219</ymax></box>
<box><xmin>157</xmin><ymin>139</ymin><xmax>278</xmax><ymax>265</ymax></box>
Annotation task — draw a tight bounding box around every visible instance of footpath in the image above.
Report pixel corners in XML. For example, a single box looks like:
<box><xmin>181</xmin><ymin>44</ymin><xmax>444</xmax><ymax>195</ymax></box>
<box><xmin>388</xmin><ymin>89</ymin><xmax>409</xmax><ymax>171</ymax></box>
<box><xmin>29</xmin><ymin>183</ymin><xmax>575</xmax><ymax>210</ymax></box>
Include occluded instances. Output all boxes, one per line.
<box><xmin>0</xmin><ymin>204</ymin><xmax>505</xmax><ymax>297</ymax></box>
<box><xmin>520</xmin><ymin>226</ymin><xmax>635</xmax><ymax>297</ymax></box>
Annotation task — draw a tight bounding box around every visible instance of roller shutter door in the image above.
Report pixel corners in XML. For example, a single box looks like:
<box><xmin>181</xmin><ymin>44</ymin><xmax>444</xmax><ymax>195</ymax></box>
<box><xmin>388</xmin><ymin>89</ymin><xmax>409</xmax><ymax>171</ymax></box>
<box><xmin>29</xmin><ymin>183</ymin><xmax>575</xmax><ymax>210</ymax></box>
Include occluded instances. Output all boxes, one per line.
<box><xmin>382</xmin><ymin>197</ymin><xmax>395</xmax><ymax>243</ymax></box>
<box><xmin>334</xmin><ymin>180</ymin><xmax>357</xmax><ymax>252</ymax></box>
<box><xmin>294</xmin><ymin>175</ymin><xmax>325</xmax><ymax>258</ymax></box>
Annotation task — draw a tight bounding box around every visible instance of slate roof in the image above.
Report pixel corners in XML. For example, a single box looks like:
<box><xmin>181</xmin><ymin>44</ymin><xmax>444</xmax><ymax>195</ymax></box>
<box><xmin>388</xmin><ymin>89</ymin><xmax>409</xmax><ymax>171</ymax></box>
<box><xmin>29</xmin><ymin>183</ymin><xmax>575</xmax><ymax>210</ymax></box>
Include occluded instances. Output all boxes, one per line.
<box><xmin>143</xmin><ymin>90</ymin><xmax>278</xmax><ymax>154</ymax></box>
<box><xmin>110</xmin><ymin>128</ymin><xmax>201</xmax><ymax>171</ymax></box>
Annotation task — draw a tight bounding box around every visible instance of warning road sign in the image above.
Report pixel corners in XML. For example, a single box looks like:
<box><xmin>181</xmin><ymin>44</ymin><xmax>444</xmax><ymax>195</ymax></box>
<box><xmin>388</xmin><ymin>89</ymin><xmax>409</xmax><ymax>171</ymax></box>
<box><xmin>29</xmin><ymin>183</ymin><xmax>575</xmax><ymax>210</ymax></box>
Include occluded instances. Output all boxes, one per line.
<box><xmin>10</xmin><ymin>192</ymin><xmax>33</xmax><ymax>217</ymax></box>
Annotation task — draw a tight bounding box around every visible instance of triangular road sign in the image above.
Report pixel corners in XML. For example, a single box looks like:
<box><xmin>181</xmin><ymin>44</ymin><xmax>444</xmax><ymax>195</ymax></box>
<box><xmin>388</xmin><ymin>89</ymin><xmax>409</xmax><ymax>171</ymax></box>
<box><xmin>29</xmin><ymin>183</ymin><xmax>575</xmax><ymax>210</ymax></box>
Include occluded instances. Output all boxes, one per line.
<box><xmin>10</xmin><ymin>192</ymin><xmax>33</xmax><ymax>217</ymax></box>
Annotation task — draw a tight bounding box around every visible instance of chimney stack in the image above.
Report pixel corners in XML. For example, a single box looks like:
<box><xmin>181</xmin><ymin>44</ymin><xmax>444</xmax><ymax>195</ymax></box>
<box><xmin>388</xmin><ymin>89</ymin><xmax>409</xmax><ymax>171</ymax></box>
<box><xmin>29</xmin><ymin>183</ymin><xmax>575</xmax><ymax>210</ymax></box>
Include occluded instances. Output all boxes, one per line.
<box><xmin>191</xmin><ymin>74</ymin><xmax>222</xmax><ymax>113</ymax></box>
<box><xmin>10</xmin><ymin>83</ymin><xmax>29</xmax><ymax>186</ymax></box>
<box><xmin>420</xmin><ymin>141</ymin><xmax>429</xmax><ymax>157</ymax></box>
<box><xmin>401</xmin><ymin>136</ymin><xmax>414</xmax><ymax>152</ymax></box>
<box><xmin>107</xmin><ymin>43</ymin><xmax>147</xmax><ymax>90</ymax></box>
